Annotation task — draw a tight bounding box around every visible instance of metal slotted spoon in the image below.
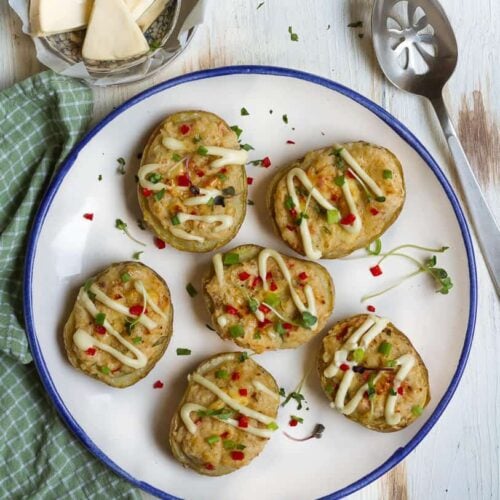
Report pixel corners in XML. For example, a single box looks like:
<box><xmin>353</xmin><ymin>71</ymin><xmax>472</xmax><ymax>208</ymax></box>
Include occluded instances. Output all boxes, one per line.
<box><xmin>372</xmin><ymin>0</ymin><xmax>500</xmax><ymax>296</ymax></box>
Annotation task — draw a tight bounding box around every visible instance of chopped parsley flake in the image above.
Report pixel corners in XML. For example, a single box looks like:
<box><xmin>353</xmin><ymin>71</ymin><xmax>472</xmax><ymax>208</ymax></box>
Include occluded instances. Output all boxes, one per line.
<box><xmin>240</xmin><ymin>143</ymin><xmax>254</xmax><ymax>151</ymax></box>
<box><xmin>132</xmin><ymin>336</ymin><xmax>142</xmax><ymax>344</ymax></box>
<box><xmin>176</xmin><ymin>348</ymin><xmax>191</xmax><ymax>356</ymax></box>
<box><xmin>240</xmin><ymin>107</ymin><xmax>250</xmax><ymax>116</ymax></box>
<box><xmin>229</xmin><ymin>324</ymin><xmax>245</xmax><ymax>338</ymax></box>
<box><xmin>172</xmin><ymin>153</ymin><xmax>181</xmax><ymax>161</ymax></box>
<box><xmin>288</xmin><ymin>26</ymin><xmax>299</xmax><ymax>41</ymax></box>
<box><xmin>132</xmin><ymin>251</ymin><xmax>143</xmax><ymax>260</ymax></box>
<box><xmin>186</xmin><ymin>282</ymin><xmax>198</xmax><ymax>297</ymax></box>
<box><xmin>282</xmin><ymin>114</ymin><xmax>288</xmax><ymax>124</ymax></box>
<box><xmin>116</xmin><ymin>157</ymin><xmax>126</xmax><ymax>175</ymax></box>
<box><xmin>120</xmin><ymin>272</ymin><xmax>131</xmax><ymax>283</ymax></box>
<box><xmin>230</xmin><ymin>125</ymin><xmax>243</xmax><ymax>138</ymax></box>
<box><xmin>98</xmin><ymin>174</ymin><xmax>102</xmax><ymax>181</ymax></box>
<box><xmin>197</xmin><ymin>146</ymin><xmax>208</xmax><ymax>156</ymax></box>
<box><xmin>257</xmin><ymin>1</ymin><xmax>264</xmax><ymax>9</ymax></box>
<box><xmin>215</xmin><ymin>369</ymin><xmax>229</xmax><ymax>379</ymax></box>
<box><xmin>154</xmin><ymin>189</ymin><xmax>166</xmax><ymax>201</ymax></box>
<box><xmin>100</xmin><ymin>366</ymin><xmax>110</xmax><ymax>375</ymax></box>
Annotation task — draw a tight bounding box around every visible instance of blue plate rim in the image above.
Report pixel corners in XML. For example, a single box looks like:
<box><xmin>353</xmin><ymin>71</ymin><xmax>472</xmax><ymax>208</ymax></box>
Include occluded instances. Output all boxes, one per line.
<box><xmin>23</xmin><ymin>65</ymin><xmax>478</xmax><ymax>500</ymax></box>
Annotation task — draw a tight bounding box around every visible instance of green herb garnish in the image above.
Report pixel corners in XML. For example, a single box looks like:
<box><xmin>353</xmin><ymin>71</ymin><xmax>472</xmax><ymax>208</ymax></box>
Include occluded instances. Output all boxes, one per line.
<box><xmin>98</xmin><ymin>174</ymin><xmax>102</xmax><ymax>181</ymax></box>
<box><xmin>389</xmin><ymin>387</ymin><xmax>397</xmax><ymax>396</ymax></box>
<box><xmin>378</xmin><ymin>341</ymin><xmax>392</xmax><ymax>356</ymax></box>
<box><xmin>239</xmin><ymin>352</ymin><xmax>249</xmax><ymax>362</ymax></box>
<box><xmin>154</xmin><ymin>188</ymin><xmax>165</xmax><ymax>201</ymax></box>
<box><xmin>95</xmin><ymin>312</ymin><xmax>106</xmax><ymax>326</ymax></box>
<box><xmin>291</xmin><ymin>415</ymin><xmax>304</xmax><ymax>424</ymax></box>
<box><xmin>149</xmin><ymin>40</ymin><xmax>161</xmax><ymax>51</ymax></box>
<box><xmin>206</xmin><ymin>435</ymin><xmax>220</xmax><ymax>445</ymax></box>
<box><xmin>217</xmin><ymin>173</ymin><xmax>228</xmax><ymax>181</ymax></box>
<box><xmin>171</xmin><ymin>214</ymin><xmax>180</xmax><ymax>225</ymax></box>
<box><xmin>257</xmin><ymin>1</ymin><xmax>264</xmax><ymax>9</ymax></box>
<box><xmin>263</xmin><ymin>292</ymin><xmax>280</xmax><ymax>307</ymax></box>
<box><xmin>215</xmin><ymin>369</ymin><xmax>229</xmax><ymax>379</ymax></box>
<box><xmin>248</xmin><ymin>298</ymin><xmax>259</xmax><ymax>313</ymax></box>
<box><xmin>253</xmin><ymin>332</ymin><xmax>261</xmax><ymax>340</ymax></box>
<box><xmin>298</xmin><ymin>311</ymin><xmax>317</xmax><ymax>329</ymax></box>
<box><xmin>411</xmin><ymin>405</ymin><xmax>423</xmax><ymax>416</ymax></box>
<box><xmin>223</xmin><ymin>252</ymin><xmax>239</xmax><ymax>265</ymax></box>
<box><xmin>222</xmin><ymin>439</ymin><xmax>236</xmax><ymax>450</ymax></box>
<box><xmin>334</xmin><ymin>175</ymin><xmax>345</xmax><ymax>187</ymax></box>
<box><xmin>120</xmin><ymin>272</ymin><xmax>131</xmax><ymax>283</ymax></box>
<box><xmin>282</xmin><ymin>114</ymin><xmax>288</xmax><ymax>124</ymax></box>
<box><xmin>197</xmin><ymin>146</ymin><xmax>208</xmax><ymax>156</ymax></box>
<box><xmin>240</xmin><ymin>107</ymin><xmax>250</xmax><ymax>116</ymax></box>
<box><xmin>198</xmin><ymin>408</ymin><xmax>233</xmax><ymax>420</ymax></box>
<box><xmin>275</xmin><ymin>322</ymin><xmax>286</xmax><ymax>338</ymax></box>
<box><xmin>284</xmin><ymin>195</ymin><xmax>295</xmax><ymax>210</ymax></box>
<box><xmin>176</xmin><ymin>348</ymin><xmax>191</xmax><ymax>356</ymax></box>
<box><xmin>115</xmin><ymin>218</ymin><xmax>147</xmax><ymax>246</ymax></box>
<box><xmin>230</xmin><ymin>125</ymin><xmax>243</xmax><ymax>138</ymax></box>
<box><xmin>375</xmin><ymin>196</ymin><xmax>386</xmax><ymax>202</ymax></box>
<box><xmin>116</xmin><ymin>157</ymin><xmax>126</xmax><ymax>175</ymax></box>
<box><xmin>326</xmin><ymin>208</ymin><xmax>340</xmax><ymax>225</ymax></box>
<box><xmin>366</xmin><ymin>238</ymin><xmax>382</xmax><ymax>256</ymax></box>
<box><xmin>147</xmin><ymin>172</ymin><xmax>162</xmax><ymax>184</ymax></box>
<box><xmin>222</xmin><ymin>186</ymin><xmax>236</xmax><ymax>197</ymax></box>
<box><xmin>172</xmin><ymin>153</ymin><xmax>181</xmax><ymax>161</ymax></box>
<box><xmin>132</xmin><ymin>336</ymin><xmax>142</xmax><ymax>344</ymax></box>
<box><xmin>385</xmin><ymin>359</ymin><xmax>397</xmax><ymax>368</ymax></box>
<box><xmin>100</xmin><ymin>366</ymin><xmax>110</xmax><ymax>375</ymax></box>
<box><xmin>352</xmin><ymin>348</ymin><xmax>365</xmax><ymax>363</ymax></box>
<box><xmin>240</xmin><ymin>143</ymin><xmax>254</xmax><ymax>151</ymax></box>
<box><xmin>288</xmin><ymin>26</ymin><xmax>299</xmax><ymax>41</ymax></box>
<box><xmin>132</xmin><ymin>251</ymin><xmax>143</xmax><ymax>260</ymax></box>
<box><xmin>186</xmin><ymin>282</ymin><xmax>197</xmax><ymax>297</ymax></box>
<box><xmin>383</xmin><ymin>169</ymin><xmax>393</xmax><ymax>179</ymax></box>
<box><xmin>229</xmin><ymin>324</ymin><xmax>244</xmax><ymax>338</ymax></box>
<box><xmin>267</xmin><ymin>421</ymin><xmax>279</xmax><ymax>430</ymax></box>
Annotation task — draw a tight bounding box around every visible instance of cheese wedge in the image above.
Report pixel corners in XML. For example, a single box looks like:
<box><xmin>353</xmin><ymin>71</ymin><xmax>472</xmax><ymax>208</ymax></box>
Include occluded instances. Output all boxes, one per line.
<box><xmin>82</xmin><ymin>0</ymin><xmax>150</xmax><ymax>61</ymax></box>
<box><xmin>137</xmin><ymin>0</ymin><xmax>169</xmax><ymax>32</ymax></box>
<box><xmin>30</xmin><ymin>0</ymin><xmax>92</xmax><ymax>36</ymax></box>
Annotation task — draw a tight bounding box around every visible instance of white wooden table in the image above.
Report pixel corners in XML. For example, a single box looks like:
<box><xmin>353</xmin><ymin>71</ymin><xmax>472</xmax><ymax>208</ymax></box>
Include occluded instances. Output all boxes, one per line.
<box><xmin>1</xmin><ymin>1</ymin><xmax>498</xmax><ymax>498</ymax></box>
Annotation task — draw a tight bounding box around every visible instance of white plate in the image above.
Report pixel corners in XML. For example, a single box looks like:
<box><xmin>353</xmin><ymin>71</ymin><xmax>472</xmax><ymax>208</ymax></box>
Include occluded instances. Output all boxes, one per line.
<box><xmin>24</xmin><ymin>66</ymin><xmax>477</xmax><ymax>500</ymax></box>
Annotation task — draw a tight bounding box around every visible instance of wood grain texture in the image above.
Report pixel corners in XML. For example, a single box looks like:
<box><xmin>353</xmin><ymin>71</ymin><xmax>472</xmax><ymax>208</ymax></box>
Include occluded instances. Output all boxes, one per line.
<box><xmin>0</xmin><ymin>1</ymin><xmax>498</xmax><ymax>499</ymax></box>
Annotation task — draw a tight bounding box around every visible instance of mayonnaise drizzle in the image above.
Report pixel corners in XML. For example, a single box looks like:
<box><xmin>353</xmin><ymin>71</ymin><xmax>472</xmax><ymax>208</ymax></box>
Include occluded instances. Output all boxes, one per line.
<box><xmin>204</xmin><ymin>146</ymin><xmax>248</xmax><ymax>169</ymax></box>
<box><xmin>324</xmin><ymin>315</ymin><xmax>416</xmax><ymax>425</ymax></box>
<box><xmin>89</xmin><ymin>282</ymin><xmax>157</xmax><ymax>330</ymax></box>
<box><xmin>180</xmin><ymin>402</ymin><xmax>274</xmax><ymax>438</ymax></box>
<box><xmin>133</xmin><ymin>280</ymin><xmax>167</xmax><ymax>320</ymax></box>
<box><xmin>252</xmin><ymin>381</ymin><xmax>280</xmax><ymax>401</ymax></box>
<box><xmin>190</xmin><ymin>373</ymin><xmax>275</xmax><ymax>425</ymax></box>
<box><xmin>170</xmin><ymin>227</ymin><xmax>205</xmax><ymax>242</ymax></box>
<box><xmin>162</xmin><ymin>137</ymin><xmax>185</xmax><ymax>150</ymax></box>
<box><xmin>184</xmin><ymin>188</ymin><xmax>222</xmax><ymax>206</ymax></box>
<box><xmin>75</xmin><ymin>290</ymin><xmax>148</xmax><ymax>369</ymax></box>
<box><xmin>258</xmin><ymin>248</ymin><xmax>317</xmax><ymax>328</ymax></box>
<box><xmin>177</xmin><ymin>213</ymin><xmax>233</xmax><ymax>231</ymax></box>
<box><xmin>137</xmin><ymin>163</ymin><xmax>169</xmax><ymax>191</ymax></box>
<box><xmin>212</xmin><ymin>253</ymin><xmax>224</xmax><ymax>287</ymax></box>
<box><xmin>217</xmin><ymin>315</ymin><xmax>228</xmax><ymax>327</ymax></box>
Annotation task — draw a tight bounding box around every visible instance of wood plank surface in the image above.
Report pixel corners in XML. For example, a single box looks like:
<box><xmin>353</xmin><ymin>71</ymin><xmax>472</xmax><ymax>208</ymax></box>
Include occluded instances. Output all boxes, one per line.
<box><xmin>1</xmin><ymin>1</ymin><xmax>498</xmax><ymax>499</ymax></box>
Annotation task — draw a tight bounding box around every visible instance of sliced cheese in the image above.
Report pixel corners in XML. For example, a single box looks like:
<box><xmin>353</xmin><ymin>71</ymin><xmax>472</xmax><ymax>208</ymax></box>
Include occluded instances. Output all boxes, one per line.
<box><xmin>30</xmin><ymin>0</ymin><xmax>92</xmax><ymax>36</ymax></box>
<box><xmin>137</xmin><ymin>0</ymin><xmax>169</xmax><ymax>32</ymax></box>
<box><xmin>82</xmin><ymin>0</ymin><xmax>150</xmax><ymax>61</ymax></box>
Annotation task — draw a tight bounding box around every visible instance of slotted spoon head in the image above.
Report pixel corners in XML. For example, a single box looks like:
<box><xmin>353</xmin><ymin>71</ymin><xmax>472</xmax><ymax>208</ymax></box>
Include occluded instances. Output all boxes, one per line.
<box><xmin>372</xmin><ymin>0</ymin><xmax>458</xmax><ymax>99</ymax></box>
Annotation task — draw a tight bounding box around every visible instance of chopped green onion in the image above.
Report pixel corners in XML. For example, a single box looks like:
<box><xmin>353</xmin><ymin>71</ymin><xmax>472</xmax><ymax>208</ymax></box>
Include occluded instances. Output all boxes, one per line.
<box><xmin>132</xmin><ymin>336</ymin><xmax>142</xmax><ymax>344</ymax></box>
<box><xmin>240</xmin><ymin>107</ymin><xmax>250</xmax><ymax>116</ymax></box>
<box><xmin>172</xmin><ymin>153</ymin><xmax>181</xmax><ymax>161</ymax></box>
<box><xmin>120</xmin><ymin>272</ymin><xmax>131</xmax><ymax>283</ymax></box>
<box><xmin>132</xmin><ymin>251</ymin><xmax>143</xmax><ymax>260</ymax></box>
<box><xmin>352</xmin><ymin>348</ymin><xmax>365</xmax><ymax>363</ymax></box>
<box><xmin>198</xmin><ymin>408</ymin><xmax>233</xmax><ymax>419</ymax></box>
<box><xmin>248</xmin><ymin>298</ymin><xmax>258</xmax><ymax>313</ymax></box>
<box><xmin>230</xmin><ymin>125</ymin><xmax>242</xmax><ymax>138</ymax></box>
<box><xmin>366</xmin><ymin>238</ymin><xmax>382</xmax><ymax>256</ymax></box>
<box><xmin>389</xmin><ymin>387</ymin><xmax>397</xmax><ymax>396</ymax></box>
<box><xmin>186</xmin><ymin>283</ymin><xmax>197</xmax><ymax>297</ymax></box>
<box><xmin>298</xmin><ymin>311</ymin><xmax>317</xmax><ymax>329</ymax></box>
<box><xmin>206</xmin><ymin>435</ymin><xmax>220</xmax><ymax>445</ymax></box>
<box><xmin>154</xmin><ymin>188</ymin><xmax>165</xmax><ymax>201</ymax></box>
<box><xmin>95</xmin><ymin>313</ymin><xmax>106</xmax><ymax>326</ymax></box>
<box><xmin>207</xmin><ymin>197</ymin><xmax>215</xmax><ymax>207</ymax></box>
<box><xmin>412</xmin><ymin>405</ymin><xmax>423</xmax><ymax>416</ymax></box>
<box><xmin>275</xmin><ymin>322</ymin><xmax>286</xmax><ymax>337</ymax></box>
<box><xmin>193</xmin><ymin>134</ymin><xmax>202</xmax><ymax>143</ymax></box>
<box><xmin>385</xmin><ymin>359</ymin><xmax>397</xmax><ymax>368</ymax></box>
<box><xmin>100</xmin><ymin>366</ymin><xmax>110</xmax><ymax>375</ymax></box>
<box><xmin>263</xmin><ymin>292</ymin><xmax>280</xmax><ymax>307</ymax></box>
<box><xmin>83</xmin><ymin>279</ymin><xmax>93</xmax><ymax>292</ymax></box>
<box><xmin>253</xmin><ymin>332</ymin><xmax>261</xmax><ymax>340</ymax></box>
<box><xmin>215</xmin><ymin>369</ymin><xmax>229</xmax><ymax>379</ymax></box>
<box><xmin>176</xmin><ymin>348</ymin><xmax>191</xmax><ymax>356</ymax></box>
<box><xmin>217</xmin><ymin>173</ymin><xmax>228</xmax><ymax>181</ymax></box>
<box><xmin>284</xmin><ymin>195</ymin><xmax>295</xmax><ymax>210</ymax></box>
<box><xmin>326</xmin><ymin>208</ymin><xmax>340</xmax><ymax>224</ymax></box>
<box><xmin>222</xmin><ymin>439</ymin><xmax>236</xmax><ymax>450</ymax></box>
<box><xmin>171</xmin><ymin>214</ymin><xmax>180</xmax><ymax>225</ymax></box>
<box><xmin>282</xmin><ymin>114</ymin><xmax>288</xmax><ymax>124</ymax></box>
<box><xmin>383</xmin><ymin>169</ymin><xmax>393</xmax><ymax>179</ymax></box>
<box><xmin>334</xmin><ymin>175</ymin><xmax>345</xmax><ymax>187</ymax></box>
<box><xmin>378</xmin><ymin>341</ymin><xmax>392</xmax><ymax>356</ymax></box>
<box><xmin>147</xmin><ymin>172</ymin><xmax>162</xmax><ymax>184</ymax></box>
<box><xmin>229</xmin><ymin>324</ymin><xmax>244</xmax><ymax>338</ymax></box>
<box><xmin>267</xmin><ymin>421</ymin><xmax>279</xmax><ymax>430</ymax></box>
<box><xmin>291</xmin><ymin>415</ymin><xmax>304</xmax><ymax>423</ymax></box>
<box><xmin>241</xmin><ymin>143</ymin><xmax>254</xmax><ymax>151</ymax></box>
<box><xmin>223</xmin><ymin>253</ymin><xmax>239</xmax><ymax>265</ymax></box>
<box><xmin>375</xmin><ymin>196</ymin><xmax>386</xmax><ymax>202</ymax></box>
<box><xmin>239</xmin><ymin>352</ymin><xmax>249</xmax><ymax>362</ymax></box>
<box><xmin>197</xmin><ymin>146</ymin><xmax>208</xmax><ymax>156</ymax></box>
<box><xmin>98</xmin><ymin>174</ymin><xmax>102</xmax><ymax>181</ymax></box>
<box><xmin>222</xmin><ymin>186</ymin><xmax>236</xmax><ymax>196</ymax></box>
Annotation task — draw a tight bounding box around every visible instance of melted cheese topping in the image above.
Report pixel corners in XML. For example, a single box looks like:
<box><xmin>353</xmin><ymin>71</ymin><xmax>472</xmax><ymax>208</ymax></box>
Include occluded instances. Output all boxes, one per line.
<box><xmin>324</xmin><ymin>315</ymin><xmax>416</xmax><ymax>426</ymax></box>
<box><xmin>258</xmin><ymin>248</ymin><xmax>317</xmax><ymax>329</ymax></box>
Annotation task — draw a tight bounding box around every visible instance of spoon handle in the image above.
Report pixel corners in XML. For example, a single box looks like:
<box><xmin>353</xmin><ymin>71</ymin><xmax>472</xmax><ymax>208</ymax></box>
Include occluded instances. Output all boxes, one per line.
<box><xmin>430</xmin><ymin>94</ymin><xmax>500</xmax><ymax>296</ymax></box>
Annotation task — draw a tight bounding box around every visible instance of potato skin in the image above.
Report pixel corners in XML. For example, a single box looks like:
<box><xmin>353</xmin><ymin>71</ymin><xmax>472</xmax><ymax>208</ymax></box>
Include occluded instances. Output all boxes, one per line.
<box><xmin>169</xmin><ymin>352</ymin><xmax>280</xmax><ymax>476</ymax></box>
<box><xmin>202</xmin><ymin>244</ymin><xmax>335</xmax><ymax>353</ymax></box>
<box><xmin>138</xmin><ymin>110</ymin><xmax>247</xmax><ymax>253</ymax></box>
<box><xmin>267</xmin><ymin>141</ymin><xmax>405</xmax><ymax>259</ymax></box>
<box><xmin>63</xmin><ymin>261</ymin><xmax>173</xmax><ymax>388</ymax></box>
<box><xmin>317</xmin><ymin>314</ymin><xmax>430</xmax><ymax>432</ymax></box>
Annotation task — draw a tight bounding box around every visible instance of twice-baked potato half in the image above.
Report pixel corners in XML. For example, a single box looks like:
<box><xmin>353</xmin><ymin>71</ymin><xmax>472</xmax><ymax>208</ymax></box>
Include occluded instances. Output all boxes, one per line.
<box><xmin>318</xmin><ymin>314</ymin><xmax>430</xmax><ymax>432</ymax></box>
<box><xmin>169</xmin><ymin>352</ymin><xmax>280</xmax><ymax>476</ymax></box>
<box><xmin>137</xmin><ymin>110</ymin><xmax>248</xmax><ymax>252</ymax></box>
<box><xmin>202</xmin><ymin>244</ymin><xmax>335</xmax><ymax>353</ymax></box>
<box><xmin>63</xmin><ymin>261</ymin><xmax>173</xmax><ymax>388</ymax></box>
<box><xmin>267</xmin><ymin>142</ymin><xmax>405</xmax><ymax>259</ymax></box>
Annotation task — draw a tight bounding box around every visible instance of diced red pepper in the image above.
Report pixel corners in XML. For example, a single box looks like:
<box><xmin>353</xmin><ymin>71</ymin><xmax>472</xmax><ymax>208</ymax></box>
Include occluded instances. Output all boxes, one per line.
<box><xmin>196</xmin><ymin>170</ymin><xmax>205</xmax><ymax>177</ymax></box>
<box><xmin>265</xmin><ymin>271</ymin><xmax>273</xmax><ymax>280</ymax></box>
<box><xmin>114</xmin><ymin>294</ymin><xmax>122</xmax><ymax>300</ymax></box>
<box><xmin>230</xmin><ymin>451</ymin><xmax>245</xmax><ymax>461</ymax></box>
<box><xmin>204</xmin><ymin>463</ymin><xmax>215</xmax><ymax>471</ymax></box>
<box><xmin>339</xmin><ymin>363</ymin><xmax>350</xmax><ymax>372</ymax></box>
<box><xmin>238</xmin><ymin>415</ymin><xmax>249</xmax><ymax>428</ymax></box>
<box><xmin>179</xmin><ymin>124</ymin><xmax>191</xmax><ymax>135</ymax></box>
<box><xmin>239</xmin><ymin>388</ymin><xmax>248</xmax><ymax>397</ymax></box>
<box><xmin>129</xmin><ymin>304</ymin><xmax>145</xmax><ymax>316</ymax></box>
<box><xmin>286</xmin><ymin>140</ymin><xmax>295</xmax><ymax>144</ymax></box>
<box><xmin>251</xmin><ymin>276</ymin><xmax>263</xmax><ymax>288</ymax></box>
<box><xmin>141</xmin><ymin>188</ymin><xmax>153</xmax><ymax>197</ymax></box>
<box><xmin>225</xmin><ymin>305</ymin><xmax>239</xmax><ymax>316</ymax></box>
<box><xmin>238</xmin><ymin>272</ymin><xmax>250</xmax><ymax>281</ymax></box>
<box><xmin>397</xmin><ymin>386</ymin><xmax>404</xmax><ymax>395</ymax></box>
<box><xmin>286</xmin><ymin>224</ymin><xmax>296</xmax><ymax>232</ymax></box>
<box><xmin>289</xmin><ymin>419</ymin><xmax>298</xmax><ymax>427</ymax></box>
<box><xmin>220</xmin><ymin>431</ymin><xmax>230</xmax><ymax>439</ymax></box>
<box><xmin>94</xmin><ymin>325</ymin><xmax>106</xmax><ymax>335</ymax></box>
<box><xmin>247</xmin><ymin>177</ymin><xmax>254</xmax><ymax>185</ymax></box>
<box><xmin>370</xmin><ymin>207</ymin><xmax>379</xmax><ymax>216</ymax></box>
<box><xmin>289</xmin><ymin>208</ymin><xmax>298</xmax><ymax>218</ymax></box>
<box><xmin>83</xmin><ymin>213</ymin><xmax>94</xmax><ymax>220</ymax></box>
<box><xmin>367</xmin><ymin>305</ymin><xmax>376</xmax><ymax>312</ymax></box>
<box><xmin>283</xmin><ymin>323</ymin><xmax>293</xmax><ymax>330</ymax></box>
<box><xmin>340</xmin><ymin>213</ymin><xmax>356</xmax><ymax>226</ymax></box>
<box><xmin>270</xmin><ymin>281</ymin><xmax>278</xmax><ymax>291</ymax></box>
<box><xmin>258</xmin><ymin>304</ymin><xmax>270</xmax><ymax>314</ymax></box>
<box><xmin>85</xmin><ymin>347</ymin><xmax>96</xmax><ymax>356</ymax></box>
<box><xmin>370</xmin><ymin>265</ymin><xmax>383</xmax><ymax>277</ymax></box>
<box><xmin>231</xmin><ymin>371</ymin><xmax>240</xmax><ymax>381</ymax></box>
<box><xmin>154</xmin><ymin>237</ymin><xmax>166</xmax><ymax>249</ymax></box>
<box><xmin>257</xmin><ymin>318</ymin><xmax>272</xmax><ymax>328</ymax></box>
<box><xmin>153</xmin><ymin>380</ymin><xmax>164</xmax><ymax>389</ymax></box>
<box><xmin>298</xmin><ymin>272</ymin><xmax>308</xmax><ymax>281</ymax></box>
<box><xmin>261</xmin><ymin>157</ymin><xmax>271</xmax><ymax>168</ymax></box>
<box><xmin>177</xmin><ymin>174</ymin><xmax>190</xmax><ymax>187</ymax></box>
<box><xmin>346</xmin><ymin>170</ymin><xmax>355</xmax><ymax>179</ymax></box>
<box><xmin>220</xmin><ymin>168</ymin><xmax>228</xmax><ymax>174</ymax></box>
<box><xmin>330</xmin><ymin>194</ymin><xmax>338</xmax><ymax>202</ymax></box>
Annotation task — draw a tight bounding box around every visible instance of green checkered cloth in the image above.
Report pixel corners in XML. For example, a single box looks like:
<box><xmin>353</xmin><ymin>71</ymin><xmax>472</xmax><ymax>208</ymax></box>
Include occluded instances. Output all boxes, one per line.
<box><xmin>0</xmin><ymin>71</ymin><xmax>140</xmax><ymax>499</ymax></box>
